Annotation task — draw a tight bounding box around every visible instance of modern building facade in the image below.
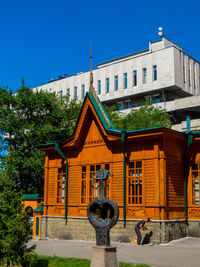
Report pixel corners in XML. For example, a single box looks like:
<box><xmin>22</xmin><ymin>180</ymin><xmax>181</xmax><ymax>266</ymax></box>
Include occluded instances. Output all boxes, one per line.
<box><xmin>32</xmin><ymin>37</ymin><xmax>200</xmax><ymax>131</ymax></box>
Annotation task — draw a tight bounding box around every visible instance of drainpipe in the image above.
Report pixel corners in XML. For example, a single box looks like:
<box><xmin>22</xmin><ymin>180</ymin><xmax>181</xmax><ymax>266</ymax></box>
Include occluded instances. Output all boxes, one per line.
<box><xmin>186</xmin><ymin>116</ymin><xmax>191</xmax><ymax>135</ymax></box>
<box><xmin>184</xmin><ymin>117</ymin><xmax>193</xmax><ymax>223</ymax></box>
<box><xmin>54</xmin><ymin>141</ymin><xmax>68</xmax><ymax>221</ymax></box>
<box><xmin>121</xmin><ymin>130</ymin><xmax>126</xmax><ymax>227</ymax></box>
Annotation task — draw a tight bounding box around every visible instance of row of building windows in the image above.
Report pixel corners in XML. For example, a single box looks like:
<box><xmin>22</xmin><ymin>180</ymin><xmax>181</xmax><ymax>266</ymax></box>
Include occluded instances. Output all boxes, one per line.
<box><xmin>97</xmin><ymin>66</ymin><xmax>157</xmax><ymax>95</ymax></box>
<box><xmin>56</xmin><ymin>161</ymin><xmax>200</xmax><ymax>206</ymax></box>
<box><xmin>63</xmin><ymin>65</ymin><xmax>158</xmax><ymax>100</ymax></box>
<box><xmin>115</xmin><ymin>93</ymin><xmax>163</xmax><ymax>111</ymax></box>
<box><xmin>56</xmin><ymin>161</ymin><xmax>143</xmax><ymax>205</ymax></box>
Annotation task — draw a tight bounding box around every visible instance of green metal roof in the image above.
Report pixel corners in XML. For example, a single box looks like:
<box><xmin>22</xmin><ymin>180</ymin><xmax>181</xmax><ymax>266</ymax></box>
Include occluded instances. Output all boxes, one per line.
<box><xmin>126</xmin><ymin>126</ymin><xmax>163</xmax><ymax>133</ymax></box>
<box><xmin>87</xmin><ymin>92</ymin><xmax>115</xmax><ymax>131</ymax></box>
<box><xmin>21</xmin><ymin>194</ymin><xmax>40</xmax><ymax>200</ymax></box>
<box><xmin>87</xmin><ymin>94</ymin><xmax>166</xmax><ymax>135</ymax></box>
<box><xmin>33</xmin><ymin>205</ymin><xmax>43</xmax><ymax>213</ymax></box>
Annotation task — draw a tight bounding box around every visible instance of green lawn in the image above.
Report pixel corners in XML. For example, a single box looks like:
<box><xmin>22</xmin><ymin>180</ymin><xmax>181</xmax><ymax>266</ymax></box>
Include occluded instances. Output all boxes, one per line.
<box><xmin>1</xmin><ymin>255</ymin><xmax>150</xmax><ymax>267</ymax></box>
<box><xmin>31</xmin><ymin>255</ymin><xmax>150</xmax><ymax>267</ymax></box>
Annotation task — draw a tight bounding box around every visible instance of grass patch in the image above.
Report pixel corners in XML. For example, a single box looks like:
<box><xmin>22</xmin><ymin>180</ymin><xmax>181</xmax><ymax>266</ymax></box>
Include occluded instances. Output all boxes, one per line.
<box><xmin>1</xmin><ymin>255</ymin><xmax>150</xmax><ymax>267</ymax></box>
<box><xmin>32</xmin><ymin>255</ymin><xmax>150</xmax><ymax>267</ymax></box>
<box><xmin>32</xmin><ymin>255</ymin><xmax>89</xmax><ymax>266</ymax></box>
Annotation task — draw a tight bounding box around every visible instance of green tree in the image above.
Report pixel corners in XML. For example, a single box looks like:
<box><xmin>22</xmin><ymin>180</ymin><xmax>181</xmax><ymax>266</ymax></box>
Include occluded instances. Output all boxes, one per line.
<box><xmin>104</xmin><ymin>104</ymin><xmax>125</xmax><ymax>129</ymax></box>
<box><xmin>0</xmin><ymin>171</ymin><xmax>35</xmax><ymax>266</ymax></box>
<box><xmin>105</xmin><ymin>100</ymin><xmax>172</xmax><ymax>130</ymax></box>
<box><xmin>123</xmin><ymin>100</ymin><xmax>172</xmax><ymax>130</ymax></box>
<box><xmin>0</xmin><ymin>82</ymin><xmax>82</xmax><ymax>194</ymax></box>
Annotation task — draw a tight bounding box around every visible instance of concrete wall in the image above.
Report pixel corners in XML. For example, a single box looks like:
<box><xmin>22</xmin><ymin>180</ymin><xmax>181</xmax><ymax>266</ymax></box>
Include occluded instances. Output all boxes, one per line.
<box><xmin>172</xmin><ymin>118</ymin><xmax>200</xmax><ymax>132</ymax></box>
<box><xmin>40</xmin><ymin>216</ymin><xmax>188</xmax><ymax>244</ymax></box>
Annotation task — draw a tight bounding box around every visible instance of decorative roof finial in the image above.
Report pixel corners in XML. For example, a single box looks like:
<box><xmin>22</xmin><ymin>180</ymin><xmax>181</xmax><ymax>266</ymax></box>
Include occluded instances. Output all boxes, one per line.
<box><xmin>88</xmin><ymin>43</ymin><xmax>111</xmax><ymax>128</ymax></box>
<box><xmin>89</xmin><ymin>42</ymin><xmax>95</xmax><ymax>93</ymax></box>
<box><xmin>90</xmin><ymin>42</ymin><xmax>93</xmax><ymax>73</ymax></box>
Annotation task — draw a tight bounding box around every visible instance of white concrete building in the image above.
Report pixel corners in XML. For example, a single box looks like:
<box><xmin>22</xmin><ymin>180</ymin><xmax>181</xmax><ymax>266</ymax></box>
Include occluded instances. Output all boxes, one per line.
<box><xmin>32</xmin><ymin>37</ymin><xmax>200</xmax><ymax>131</ymax></box>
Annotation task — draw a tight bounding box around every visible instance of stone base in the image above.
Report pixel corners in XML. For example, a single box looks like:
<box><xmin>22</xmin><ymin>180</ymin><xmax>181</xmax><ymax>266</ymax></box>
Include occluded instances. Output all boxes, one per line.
<box><xmin>40</xmin><ymin>216</ymin><xmax>189</xmax><ymax>244</ymax></box>
<box><xmin>90</xmin><ymin>246</ymin><xmax>118</xmax><ymax>267</ymax></box>
<box><xmin>187</xmin><ymin>221</ymin><xmax>200</xmax><ymax>237</ymax></box>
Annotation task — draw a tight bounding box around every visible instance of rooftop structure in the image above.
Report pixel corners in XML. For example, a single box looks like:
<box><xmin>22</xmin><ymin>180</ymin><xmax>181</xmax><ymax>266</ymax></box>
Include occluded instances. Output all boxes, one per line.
<box><xmin>32</xmin><ymin>37</ymin><xmax>200</xmax><ymax>131</ymax></box>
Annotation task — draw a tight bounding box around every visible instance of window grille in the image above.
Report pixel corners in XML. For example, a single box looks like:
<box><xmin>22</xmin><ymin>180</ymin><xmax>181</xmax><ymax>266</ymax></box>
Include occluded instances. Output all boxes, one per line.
<box><xmin>57</xmin><ymin>167</ymin><xmax>66</xmax><ymax>203</ymax></box>
<box><xmin>128</xmin><ymin>161</ymin><xmax>142</xmax><ymax>204</ymax></box>
<box><xmin>191</xmin><ymin>163</ymin><xmax>200</xmax><ymax>205</ymax></box>
<box><xmin>81</xmin><ymin>164</ymin><xmax>110</xmax><ymax>204</ymax></box>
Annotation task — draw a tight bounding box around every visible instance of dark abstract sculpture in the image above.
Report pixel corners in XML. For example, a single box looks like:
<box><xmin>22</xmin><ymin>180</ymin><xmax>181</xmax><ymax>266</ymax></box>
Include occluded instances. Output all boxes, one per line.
<box><xmin>87</xmin><ymin>168</ymin><xmax>119</xmax><ymax>246</ymax></box>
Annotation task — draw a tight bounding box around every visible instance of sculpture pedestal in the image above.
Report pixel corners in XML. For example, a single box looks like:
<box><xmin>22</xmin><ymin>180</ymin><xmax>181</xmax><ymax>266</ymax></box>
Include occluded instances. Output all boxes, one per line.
<box><xmin>90</xmin><ymin>246</ymin><xmax>118</xmax><ymax>267</ymax></box>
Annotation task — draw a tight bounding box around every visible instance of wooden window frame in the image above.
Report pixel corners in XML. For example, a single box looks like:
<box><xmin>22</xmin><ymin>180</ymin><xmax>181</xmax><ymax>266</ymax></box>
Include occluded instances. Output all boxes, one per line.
<box><xmin>89</xmin><ymin>164</ymin><xmax>101</xmax><ymax>203</ymax></box>
<box><xmin>81</xmin><ymin>165</ymin><xmax>87</xmax><ymax>204</ymax></box>
<box><xmin>56</xmin><ymin>166</ymin><xmax>66</xmax><ymax>205</ymax></box>
<box><xmin>127</xmin><ymin>160</ymin><xmax>144</xmax><ymax>206</ymax></box>
<box><xmin>191</xmin><ymin>163</ymin><xmax>200</xmax><ymax>206</ymax></box>
<box><xmin>80</xmin><ymin>163</ymin><xmax>111</xmax><ymax>206</ymax></box>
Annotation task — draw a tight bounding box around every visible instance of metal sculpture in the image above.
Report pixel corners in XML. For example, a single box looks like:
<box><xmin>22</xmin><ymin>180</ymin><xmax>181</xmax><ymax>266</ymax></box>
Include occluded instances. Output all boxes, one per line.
<box><xmin>87</xmin><ymin>168</ymin><xmax>119</xmax><ymax>246</ymax></box>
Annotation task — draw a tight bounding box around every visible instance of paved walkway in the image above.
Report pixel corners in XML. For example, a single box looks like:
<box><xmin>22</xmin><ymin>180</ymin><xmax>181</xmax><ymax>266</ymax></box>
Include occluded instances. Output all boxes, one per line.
<box><xmin>29</xmin><ymin>237</ymin><xmax>200</xmax><ymax>267</ymax></box>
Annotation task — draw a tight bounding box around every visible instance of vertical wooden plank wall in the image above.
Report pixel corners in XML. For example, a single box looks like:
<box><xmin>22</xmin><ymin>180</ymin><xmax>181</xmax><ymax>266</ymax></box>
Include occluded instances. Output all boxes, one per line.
<box><xmin>126</xmin><ymin>140</ymin><xmax>156</xmax><ymax>219</ymax></box>
<box><xmin>43</xmin><ymin>127</ymin><xmax>189</xmax><ymax>221</ymax></box>
<box><xmin>159</xmin><ymin>150</ymin><xmax>167</xmax><ymax>219</ymax></box>
<box><xmin>165</xmin><ymin>136</ymin><xmax>185</xmax><ymax>219</ymax></box>
<box><xmin>112</xmin><ymin>143</ymin><xmax>124</xmax><ymax>218</ymax></box>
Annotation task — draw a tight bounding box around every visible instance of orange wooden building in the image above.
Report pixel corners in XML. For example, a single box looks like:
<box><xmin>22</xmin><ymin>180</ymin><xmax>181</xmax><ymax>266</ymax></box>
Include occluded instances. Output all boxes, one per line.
<box><xmin>22</xmin><ymin>194</ymin><xmax>41</xmax><ymax>214</ymax></box>
<box><xmin>21</xmin><ymin>194</ymin><xmax>43</xmax><ymax>238</ymax></box>
<box><xmin>35</xmin><ymin>89</ymin><xmax>200</xmax><ymax>243</ymax></box>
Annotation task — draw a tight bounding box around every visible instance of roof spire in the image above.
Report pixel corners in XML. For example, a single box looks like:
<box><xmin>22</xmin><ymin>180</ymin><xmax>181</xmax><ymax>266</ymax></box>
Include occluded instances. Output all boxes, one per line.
<box><xmin>88</xmin><ymin>43</ymin><xmax>111</xmax><ymax>128</ymax></box>
<box><xmin>89</xmin><ymin>42</ymin><xmax>95</xmax><ymax>93</ymax></box>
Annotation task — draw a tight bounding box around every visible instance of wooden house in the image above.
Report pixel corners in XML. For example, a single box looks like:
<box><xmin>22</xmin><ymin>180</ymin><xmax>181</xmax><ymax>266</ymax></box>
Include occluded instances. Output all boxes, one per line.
<box><xmin>21</xmin><ymin>194</ymin><xmax>43</xmax><ymax>238</ymax></box>
<box><xmin>22</xmin><ymin>194</ymin><xmax>41</xmax><ymax>214</ymax></box>
<box><xmin>35</xmin><ymin>88</ymin><xmax>200</xmax><ymax>243</ymax></box>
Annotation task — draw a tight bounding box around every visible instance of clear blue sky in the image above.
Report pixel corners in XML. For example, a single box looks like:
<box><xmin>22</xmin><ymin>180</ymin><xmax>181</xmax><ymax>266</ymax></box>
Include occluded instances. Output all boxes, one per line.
<box><xmin>0</xmin><ymin>0</ymin><xmax>200</xmax><ymax>92</ymax></box>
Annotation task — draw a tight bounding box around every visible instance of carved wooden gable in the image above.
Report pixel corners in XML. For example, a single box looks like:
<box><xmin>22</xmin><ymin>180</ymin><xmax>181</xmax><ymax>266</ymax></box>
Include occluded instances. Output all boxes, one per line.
<box><xmin>84</xmin><ymin>115</ymin><xmax>105</xmax><ymax>147</ymax></box>
<box><xmin>62</xmin><ymin>93</ymin><xmax>115</xmax><ymax>149</ymax></box>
